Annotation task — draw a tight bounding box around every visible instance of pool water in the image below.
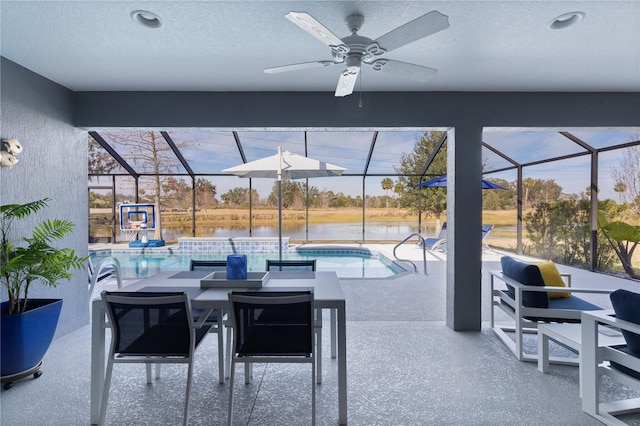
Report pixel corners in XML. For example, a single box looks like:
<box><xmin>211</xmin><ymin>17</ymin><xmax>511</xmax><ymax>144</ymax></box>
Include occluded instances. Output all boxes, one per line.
<box><xmin>91</xmin><ymin>250</ymin><xmax>406</xmax><ymax>279</ymax></box>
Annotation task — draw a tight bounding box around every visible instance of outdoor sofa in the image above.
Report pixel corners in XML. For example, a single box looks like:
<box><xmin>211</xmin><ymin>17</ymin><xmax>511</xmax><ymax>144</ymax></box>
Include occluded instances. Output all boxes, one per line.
<box><xmin>582</xmin><ymin>290</ymin><xmax>640</xmax><ymax>425</ymax></box>
<box><xmin>490</xmin><ymin>255</ymin><xmax>612</xmax><ymax>363</ymax></box>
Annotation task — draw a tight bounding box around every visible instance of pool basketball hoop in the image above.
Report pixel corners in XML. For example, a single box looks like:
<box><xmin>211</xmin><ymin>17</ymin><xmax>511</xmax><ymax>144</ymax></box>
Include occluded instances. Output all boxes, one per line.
<box><xmin>119</xmin><ymin>203</ymin><xmax>163</xmax><ymax>247</ymax></box>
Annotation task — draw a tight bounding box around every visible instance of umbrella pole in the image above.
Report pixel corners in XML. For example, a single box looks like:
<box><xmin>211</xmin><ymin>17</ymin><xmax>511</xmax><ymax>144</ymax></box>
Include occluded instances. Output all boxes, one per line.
<box><xmin>278</xmin><ymin>179</ymin><xmax>283</xmax><ymax>261</ymax></box>
<box><xmin>278</xmin><ymin>146</ymin><xmax>283</xmax><ymax>261</ymax></box>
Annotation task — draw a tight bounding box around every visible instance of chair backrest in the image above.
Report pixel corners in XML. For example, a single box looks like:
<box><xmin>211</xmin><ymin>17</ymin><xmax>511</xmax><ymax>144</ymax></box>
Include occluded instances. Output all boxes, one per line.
<box><xmin>88</xmin><ymin>257</ymin><xmax>122</xmax><ymax>300</ymax></box>
<box><xmin>189</xmin><ymin>260</ymin><xmax>227</xmax><ymax>271</ymax></box>
<box><xmin>228</xmin><ymin>290</ymin><xmax>314</xmax><ymax>357</ymax></box>
<box><xmin>436</xmin><ymin>222</ymin><xmax>447</xmax><ymax>239</ymax></box>
<box><xmin>481</xmin><ymin>224</ymin><xmax>494</xmax><ymax>240</ymax></box>
<box><xmin>102</xmin><ymin>291</ymin><xmax>193</xmax><ymax>356</ymax></box>
<box><xmin>265</xmin><ymin>259</ymin><xmax>316</xmax><ymax>272</ymax></box>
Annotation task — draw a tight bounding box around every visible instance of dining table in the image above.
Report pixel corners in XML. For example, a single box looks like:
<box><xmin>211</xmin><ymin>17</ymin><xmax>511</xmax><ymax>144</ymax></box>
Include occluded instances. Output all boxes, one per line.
<box><xmin>90</xmin><ymin>270</ymin><xmax>348</xmax><ymax>425</ymax></box>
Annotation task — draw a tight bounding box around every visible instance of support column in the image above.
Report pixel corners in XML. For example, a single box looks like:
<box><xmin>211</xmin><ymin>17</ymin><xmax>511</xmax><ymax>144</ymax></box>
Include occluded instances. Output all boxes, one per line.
<box><xmin>446</xmin><ymin>126</ymin><xmax>483</xmax><ymax>331</ymax></box>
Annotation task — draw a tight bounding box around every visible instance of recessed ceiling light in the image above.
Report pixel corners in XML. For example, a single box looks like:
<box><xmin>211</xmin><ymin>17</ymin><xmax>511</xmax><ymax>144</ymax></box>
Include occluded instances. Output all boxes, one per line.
<box><xmin>548</xmin><ymin>11</ymin><xmax>585</xmax><ymax>30</ymax></box>
<box><xmin>130</xmin><ymin>10</ymin><xmax>162</xmax><ymax>29</ymax></box>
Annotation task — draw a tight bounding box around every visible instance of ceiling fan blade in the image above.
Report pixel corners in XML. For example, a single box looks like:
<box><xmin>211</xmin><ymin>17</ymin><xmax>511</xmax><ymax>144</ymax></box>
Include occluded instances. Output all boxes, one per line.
<box><xmin>285</xmin><ymin>12</ymin><xmax>344</xmax><ymax>47</ymax></box>
<box><xmin>265</xmin><ymin>61</ymin><xmax>335</xmax><ymax>74</ymax></box>
<box><xmin>372</xmin><ymin>10</ymin><xmax>449</xmax><ymax>53</ymax></box>
<box><xmin>334</xmin><ymin>68</ymin><xmax>360</xmax><ymax>97</ymax></box>
<box><xmin>369</xmin><ymin>59</ymin><xmax>437</xmax><ymax>82</ymax></box>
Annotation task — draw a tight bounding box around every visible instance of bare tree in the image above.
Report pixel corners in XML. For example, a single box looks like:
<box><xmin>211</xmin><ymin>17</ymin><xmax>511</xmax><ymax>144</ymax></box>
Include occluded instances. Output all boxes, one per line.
<box><xmin>88</xmin><ymin>136</ymin><xmax>120</xmax><ymax>183</ymax></box>
<box><xmin>102</xmin><ymin>131</ymin><xmax>195</xmax><ymax>240</ymax></box>
<box><xmin>611</xmin><ymin>142</ymin><xmax>640</xmax><ymax>216</ymax></box>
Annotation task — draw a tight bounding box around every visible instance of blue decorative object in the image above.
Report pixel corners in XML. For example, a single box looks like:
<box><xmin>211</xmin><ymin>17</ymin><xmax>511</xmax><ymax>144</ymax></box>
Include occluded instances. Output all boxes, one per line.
<box><xmin>128</xmin><ymin>239</ymin><xmax>165</xmax><ymax>248</ymax></box>
<box><xmin>227</xmin><ymin>254</ymin><xmax>247</xmax><ymax>280</ymax></box>
<box><xmin>1</xmin><ymin>299</ymin><xmax>63</xmax><ymax>377</ymax></box>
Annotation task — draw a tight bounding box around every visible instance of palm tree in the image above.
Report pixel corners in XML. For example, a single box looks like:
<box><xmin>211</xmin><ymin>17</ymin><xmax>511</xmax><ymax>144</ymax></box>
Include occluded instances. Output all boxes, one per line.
<box><xmin>381</xmin><ymin>178</ymin><xmax>393</xmax><ymax>213</ymax></box>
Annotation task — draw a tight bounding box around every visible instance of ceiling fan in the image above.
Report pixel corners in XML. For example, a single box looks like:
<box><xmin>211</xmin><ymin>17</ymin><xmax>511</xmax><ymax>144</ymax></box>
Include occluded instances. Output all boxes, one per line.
<box><xmin>264</xmin><ymin>11</ymin><xmax>450</xmax><ymax>97</ymax></box>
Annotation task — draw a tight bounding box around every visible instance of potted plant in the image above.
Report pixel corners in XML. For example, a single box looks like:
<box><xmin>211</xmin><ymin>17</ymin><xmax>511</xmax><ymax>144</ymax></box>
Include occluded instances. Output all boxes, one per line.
<box><xmin>0</xmin><ymin>198</ymin><xmax>87</xmax><ymax>387</ymax></box>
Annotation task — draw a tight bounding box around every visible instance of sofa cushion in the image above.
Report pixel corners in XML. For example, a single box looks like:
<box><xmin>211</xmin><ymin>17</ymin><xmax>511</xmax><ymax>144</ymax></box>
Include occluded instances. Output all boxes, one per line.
<box><xmin>610</xmin><ymin>289</ymin><xmax>640</xmax><ymax>355</ymax></box>
<box><xmin>500</xmin><ymin>256</ymin><xmax>549</xmax><ymax>308</ymax></box>
<box><xmin>536</xmin><ymin>260</ymin><xmax>571</xmax><ymax>298</ymax></box>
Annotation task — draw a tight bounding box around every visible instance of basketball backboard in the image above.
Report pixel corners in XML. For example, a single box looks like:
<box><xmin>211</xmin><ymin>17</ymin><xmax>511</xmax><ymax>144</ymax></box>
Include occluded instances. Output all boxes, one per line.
<box><xmin>119</xmin><ymin>203</ymin><xmax>156</xmax><ymax>230</ymax></box>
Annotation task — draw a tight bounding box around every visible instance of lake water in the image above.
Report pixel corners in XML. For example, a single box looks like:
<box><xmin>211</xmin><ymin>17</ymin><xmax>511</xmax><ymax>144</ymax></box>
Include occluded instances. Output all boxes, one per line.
<box><xmin>124</xmin><ymin>221</ymin><xmax>430</xmax><ymax>242</ymax></box>
<box><xmin>115</xmin><ymin>221</ymin><xmax>513</xmax><ymax>244</ymax></box>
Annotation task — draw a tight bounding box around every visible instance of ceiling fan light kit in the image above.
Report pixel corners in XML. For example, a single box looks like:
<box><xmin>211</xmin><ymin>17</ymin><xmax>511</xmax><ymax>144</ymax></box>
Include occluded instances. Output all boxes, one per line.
<box><xmin>265</xmin><ymin>10</ymin><xmax>450</xmax><ymax>97</ymax></box>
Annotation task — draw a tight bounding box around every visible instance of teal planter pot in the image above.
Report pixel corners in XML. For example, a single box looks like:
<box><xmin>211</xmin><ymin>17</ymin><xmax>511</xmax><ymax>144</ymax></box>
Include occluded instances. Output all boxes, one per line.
<box><xmin>1</xmin><ymin>299</ymin><xmax>63</xmax><ymax>378</ymax></box>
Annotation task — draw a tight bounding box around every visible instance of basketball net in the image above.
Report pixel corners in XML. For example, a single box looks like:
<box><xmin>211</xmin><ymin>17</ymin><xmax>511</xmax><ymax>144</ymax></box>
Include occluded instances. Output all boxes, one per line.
<box><xmin>123</xmin><ymin>222</ymin><xmax>146</xmax><ymax>242</ymax></box>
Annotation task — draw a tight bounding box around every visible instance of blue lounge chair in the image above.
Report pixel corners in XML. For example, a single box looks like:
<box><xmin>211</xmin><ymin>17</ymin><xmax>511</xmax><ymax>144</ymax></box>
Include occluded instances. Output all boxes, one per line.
<box><xmin>419</xmin><ymin>223</ymin><xmax>494</xmax><ymax>252</ymax></box>
<box><xmin>419</xmin><ymin>222</ymin><xmax>447</xmax><ymax>251</ymax></box>
<box><xmin>481</xmin><ymin>224</ymin><xmax>494</xmax><ymax>249</ymax></box>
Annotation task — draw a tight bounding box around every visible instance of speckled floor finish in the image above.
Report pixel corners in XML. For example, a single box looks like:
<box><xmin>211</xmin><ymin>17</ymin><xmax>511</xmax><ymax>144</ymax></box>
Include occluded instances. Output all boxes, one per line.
<box><xmin>3</xmin><ymin>260</ymin><xmax>640</xmax><ymax>425</ymax></box>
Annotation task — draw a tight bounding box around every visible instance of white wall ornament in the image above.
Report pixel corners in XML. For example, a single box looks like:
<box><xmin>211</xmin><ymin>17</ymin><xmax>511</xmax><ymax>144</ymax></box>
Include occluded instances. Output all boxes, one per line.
<box><xmin>1</xmin><ymin>139</ymin><xmax>23</xmax><ymax>167</ymax></box>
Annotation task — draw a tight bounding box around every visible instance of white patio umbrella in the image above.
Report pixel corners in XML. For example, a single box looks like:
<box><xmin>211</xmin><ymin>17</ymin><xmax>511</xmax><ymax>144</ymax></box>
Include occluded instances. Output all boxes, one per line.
<box><xmin>223</xmin><ymin>146</ymin><xmax>346</xmax><ymax>259</ymax></box>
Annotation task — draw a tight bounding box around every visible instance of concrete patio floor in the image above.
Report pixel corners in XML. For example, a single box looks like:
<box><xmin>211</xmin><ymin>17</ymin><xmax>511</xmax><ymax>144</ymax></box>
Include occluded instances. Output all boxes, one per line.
<box><xmin>2</xmin><ymin>244</ymin><xmax>640</xmax><ymax>425</ymax></box>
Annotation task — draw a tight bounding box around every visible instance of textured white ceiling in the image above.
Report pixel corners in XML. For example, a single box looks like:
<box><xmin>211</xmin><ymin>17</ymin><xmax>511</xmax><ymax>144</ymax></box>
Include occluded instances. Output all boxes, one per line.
<box><xmin>1</xmin><ymin>1</ymin><xmax>639</xmax><ymax>93</ymax></box>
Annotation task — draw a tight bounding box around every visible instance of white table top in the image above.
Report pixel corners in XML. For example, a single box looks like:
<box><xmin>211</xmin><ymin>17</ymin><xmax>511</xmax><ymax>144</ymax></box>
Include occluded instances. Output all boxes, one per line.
<box><xmin>116</xmin><ymin>270</ymin><xmax>345</xmax><ymax>310</ymax></box>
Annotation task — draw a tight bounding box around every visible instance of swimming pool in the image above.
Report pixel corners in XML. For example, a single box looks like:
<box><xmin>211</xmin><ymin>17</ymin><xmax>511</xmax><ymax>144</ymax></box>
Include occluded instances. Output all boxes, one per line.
<box><xmin>90</xmin><ymin>249</ymin><xmax>406</xmax><ymax>279</ymax></box>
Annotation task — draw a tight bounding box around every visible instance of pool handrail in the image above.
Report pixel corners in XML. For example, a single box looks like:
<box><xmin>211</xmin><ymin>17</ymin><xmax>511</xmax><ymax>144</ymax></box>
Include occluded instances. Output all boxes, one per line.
<box><xmin>393</xmin><ymin>234</ymin><xmax>427</xmax><ymax>274</ymax></box>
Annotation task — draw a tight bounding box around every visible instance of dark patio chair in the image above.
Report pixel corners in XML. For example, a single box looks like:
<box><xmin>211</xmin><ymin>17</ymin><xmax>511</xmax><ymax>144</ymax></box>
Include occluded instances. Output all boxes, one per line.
<box><xmin>265</xmin><ymin>259</ymin><xmax>316</xmax><ymax>271</ymax></box>
<box><xmin>227</xmin><ymin>290</ymin><xmax>315</xmax><ymax>425</ymax></box>
<box><xmin>189</xmin><ymin>259</ymin><xmax>228</xmax><ymax>383</ymax></box>
<box><xmin>265</xmin><ymin>258</ymin><xmax>329</xmax><ymax>384</ymax></box>
<box><xmin>100</xmin><ymin>291</ymin><xmax>214</xmax><ymax>426</ymax></box>
<box><xmin>189</xmin><ymin>259</ymin><xmax>227</xmax><ymax>271</ymax></box>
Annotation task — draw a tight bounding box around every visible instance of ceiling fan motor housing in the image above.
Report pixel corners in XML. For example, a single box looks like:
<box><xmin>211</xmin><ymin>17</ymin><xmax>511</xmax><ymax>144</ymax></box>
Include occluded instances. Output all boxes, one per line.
<box><xmin>268</xmin><ymin>10</ymin><xmax>450</xmax><ymax>97</ymax></box>
<box><xmin>340</xmin><ymin>34</ymin><xmax>382</xmax><ymax>70</ymax></box>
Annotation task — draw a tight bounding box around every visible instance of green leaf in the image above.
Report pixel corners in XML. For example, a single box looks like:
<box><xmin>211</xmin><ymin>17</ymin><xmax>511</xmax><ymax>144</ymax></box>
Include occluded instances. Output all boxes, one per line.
<box><xmin>602</xmin><ymin>221</ymin><xmax>640</xmax><ymax>243</ymax></box>
<box><xmin>0</xmin><ymin>198</ymin><xmax>49</xmax><ymax>219</ymax></box>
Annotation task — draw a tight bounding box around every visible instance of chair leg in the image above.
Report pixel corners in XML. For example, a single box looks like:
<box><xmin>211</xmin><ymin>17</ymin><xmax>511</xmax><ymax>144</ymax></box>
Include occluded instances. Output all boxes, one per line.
<box><xmin>146</xmin><ymin>360</ymin><xmax>161</xmax><ymax>382</ymax></box>
<box><xmin>316</xmin><ymin>308</ymin><xmax>322</xmax><ymax>385</ymax></box>
<box><xmin>228</xmin><ymin>359</ymin><xmax>236</xmax><ymax>426</ymax></box>
<box><xmin>217</xmin><ymin>327</ymin><xmax>225</xmax><ymax>384</ymax></box>
<box><xmin>183</xmin><ymin>359</ymin><xmax>194</xmax><ymax>426</ymax></box>
<box><xmin>311</xmin><ymin>356</ymin><xmax>316</xmax><ymax>426</ymax></box>
<box><xmin>225</xmin><ymin>325</ymin><xmax>232</xmax><ymax>379</ymax></box>
<box><xmin>245</xmin><ymin>363</ymin><xmax>252</xmax><ymax>384</ymax></box>
<box><xmin>100</xmin><ymin>358</ymin><xmax>115</xmax><ymax>425</ymax></box>
<box><xmin>330</xmin><ymin>308</ymin><xmax>337</xmax><ymax>359</ymax></box>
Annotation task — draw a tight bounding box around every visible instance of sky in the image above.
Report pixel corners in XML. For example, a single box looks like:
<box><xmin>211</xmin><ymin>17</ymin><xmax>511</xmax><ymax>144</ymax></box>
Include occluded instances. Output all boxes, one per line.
<box><xmin>91</xmin><ymin>129</ymin><xmax>639</xmax><ymax>202</ymax></box>
<box><xmin>483</xmin><ymin>130</ymin><xmax>639</xmax><ymax>200</ymax></box>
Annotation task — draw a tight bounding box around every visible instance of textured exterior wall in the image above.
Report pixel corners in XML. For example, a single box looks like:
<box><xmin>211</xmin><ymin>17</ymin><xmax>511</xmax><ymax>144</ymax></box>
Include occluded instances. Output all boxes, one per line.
<box><xmin>1</xmin><ymin>57</ymin><xmax>89</xmax><ymax>337</ymax></box>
